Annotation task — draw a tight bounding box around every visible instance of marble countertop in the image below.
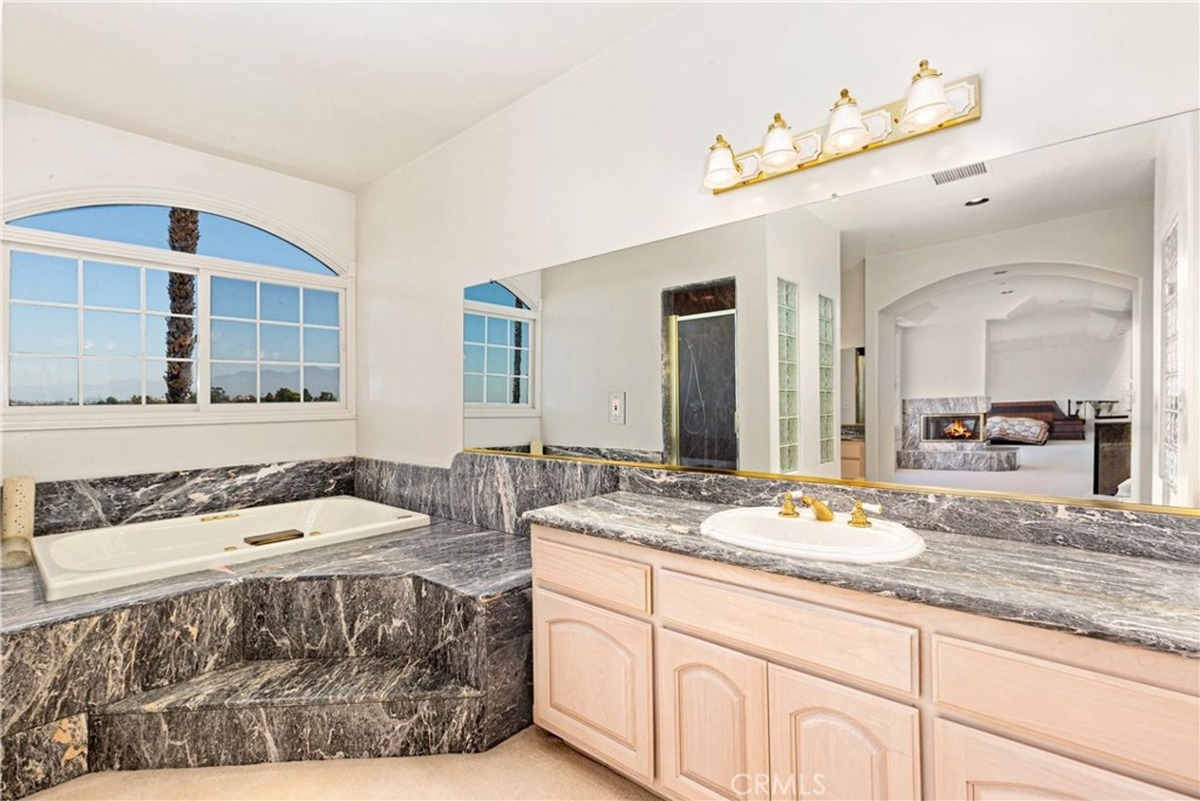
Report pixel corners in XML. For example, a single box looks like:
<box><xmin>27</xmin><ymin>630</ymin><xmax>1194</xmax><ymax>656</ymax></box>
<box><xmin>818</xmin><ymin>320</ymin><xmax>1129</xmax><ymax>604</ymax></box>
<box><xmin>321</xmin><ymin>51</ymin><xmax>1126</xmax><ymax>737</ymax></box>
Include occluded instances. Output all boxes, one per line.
<box><xmin>524</xmin><ymin>492</ymin><xmax>1200</xmax><ymax>657</ymax></box>
<box><xmin>1</xmin><ymin>518</ymin><xmax>531</xmax><ymax>634</ymax></box>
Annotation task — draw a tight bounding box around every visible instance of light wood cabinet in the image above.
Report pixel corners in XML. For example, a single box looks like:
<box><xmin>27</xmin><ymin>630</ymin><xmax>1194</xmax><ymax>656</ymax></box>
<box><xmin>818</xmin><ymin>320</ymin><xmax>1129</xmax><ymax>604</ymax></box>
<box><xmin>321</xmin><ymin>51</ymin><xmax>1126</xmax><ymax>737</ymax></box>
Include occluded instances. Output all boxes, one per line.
<box><xmin>769</xmin><ymin>664</ymin><xmax>920</xmax><ymax>800</ymax></box>
<box><xmin>935</xmin><ymin>719</ymin><xmax>1191</xmax><ymax>800</ymax></box>
<box><xmin>530</xmin><ymin>526</ymin><xmax>1198</xmax><ymax>800</ymax></box>
<box><xmin>841</xmin><ymin>440</ymin><xmax>865</xmax><ymax>480</ymax></box>
<box><xmin>532</xmin><ymin>588</ymin><xmax>654</xmax><ymax>782</ymax></box>
<box><xmin>658</xmin><ymin>630</ymin><xmax>770</xmax><ymax>801</ymax></box>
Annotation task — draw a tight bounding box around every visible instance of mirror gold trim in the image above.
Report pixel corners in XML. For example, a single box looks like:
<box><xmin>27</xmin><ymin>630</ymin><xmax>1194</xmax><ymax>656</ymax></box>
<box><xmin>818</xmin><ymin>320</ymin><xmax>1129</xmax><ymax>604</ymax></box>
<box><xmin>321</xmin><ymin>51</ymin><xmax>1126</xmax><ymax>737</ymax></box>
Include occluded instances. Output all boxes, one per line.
<box><xmin>464</xmin><ymin>447</ymin><xmax>1200</xmax><ymax>518</ymax></box>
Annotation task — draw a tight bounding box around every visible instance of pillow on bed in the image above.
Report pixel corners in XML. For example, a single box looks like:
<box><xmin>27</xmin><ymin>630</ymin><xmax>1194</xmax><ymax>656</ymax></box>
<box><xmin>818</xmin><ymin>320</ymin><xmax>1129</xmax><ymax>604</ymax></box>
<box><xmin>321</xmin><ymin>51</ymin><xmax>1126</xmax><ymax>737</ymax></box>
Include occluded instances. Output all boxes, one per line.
<box><xmin>986</xmin><ymin>415</ymin><xmax>1050</xmax><ymax>445</ymax></box>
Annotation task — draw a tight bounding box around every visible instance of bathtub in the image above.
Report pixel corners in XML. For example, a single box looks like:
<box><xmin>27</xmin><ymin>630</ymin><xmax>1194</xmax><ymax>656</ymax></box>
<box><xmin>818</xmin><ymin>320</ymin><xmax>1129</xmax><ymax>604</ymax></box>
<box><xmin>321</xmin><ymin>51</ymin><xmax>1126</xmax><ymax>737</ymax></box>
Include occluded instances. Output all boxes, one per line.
<box><xmin>31</xmin><ymin>496</ymin><xmax>430</xmax><ymax>601</ymax></box>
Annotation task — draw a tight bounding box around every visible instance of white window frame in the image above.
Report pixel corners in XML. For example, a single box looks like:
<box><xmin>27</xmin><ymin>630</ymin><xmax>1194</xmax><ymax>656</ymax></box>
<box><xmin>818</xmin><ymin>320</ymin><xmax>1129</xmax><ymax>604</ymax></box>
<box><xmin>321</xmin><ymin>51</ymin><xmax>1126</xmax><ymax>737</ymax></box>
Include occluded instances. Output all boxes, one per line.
<box><xmin>462</xmin><ymin>298</ymin><xmax>540</xmax><ymax>419</ymax></box>
<box><xmin>1</xmin><ymin>224</ymin><xmax>355</xmax><ymax>431</ymax></box>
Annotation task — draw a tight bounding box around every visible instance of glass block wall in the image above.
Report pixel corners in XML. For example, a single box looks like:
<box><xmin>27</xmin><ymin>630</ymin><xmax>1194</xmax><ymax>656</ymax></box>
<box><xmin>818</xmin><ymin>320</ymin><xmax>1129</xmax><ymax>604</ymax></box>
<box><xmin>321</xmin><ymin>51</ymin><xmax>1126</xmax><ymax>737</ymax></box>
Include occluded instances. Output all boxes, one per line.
<box><xmin>777</xmin><ymin>279</ymin><xmax>799</xmax><ymax>472</ymax></box>
<box><xmin>818</xmin><ymin>294</ymin><xmax>835</xmax><ymax>464</ymax></box>
<box><xmin>1160</xmin><ymin>223</ymin><xmax>1180</xmax><ymax>489</ymax></box>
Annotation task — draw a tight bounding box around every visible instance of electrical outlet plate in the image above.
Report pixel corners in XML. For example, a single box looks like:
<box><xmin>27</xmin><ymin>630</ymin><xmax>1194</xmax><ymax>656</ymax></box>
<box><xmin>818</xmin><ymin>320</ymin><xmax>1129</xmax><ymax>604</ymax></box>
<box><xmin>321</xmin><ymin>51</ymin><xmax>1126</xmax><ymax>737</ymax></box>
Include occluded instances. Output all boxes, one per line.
<box><xmin>608</xmin><ymin>391</ymin><xmax>626</xmax><ymax>425</ymax></box>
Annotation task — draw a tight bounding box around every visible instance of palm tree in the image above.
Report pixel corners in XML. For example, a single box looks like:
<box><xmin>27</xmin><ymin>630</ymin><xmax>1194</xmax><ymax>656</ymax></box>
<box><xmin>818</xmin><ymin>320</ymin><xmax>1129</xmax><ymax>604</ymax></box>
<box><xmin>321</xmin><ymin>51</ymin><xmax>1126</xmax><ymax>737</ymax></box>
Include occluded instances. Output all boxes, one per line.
<box><xmin>166</xmin><ymin>208</ymin><xmax>198</xmax><ymax>403</ymax></box>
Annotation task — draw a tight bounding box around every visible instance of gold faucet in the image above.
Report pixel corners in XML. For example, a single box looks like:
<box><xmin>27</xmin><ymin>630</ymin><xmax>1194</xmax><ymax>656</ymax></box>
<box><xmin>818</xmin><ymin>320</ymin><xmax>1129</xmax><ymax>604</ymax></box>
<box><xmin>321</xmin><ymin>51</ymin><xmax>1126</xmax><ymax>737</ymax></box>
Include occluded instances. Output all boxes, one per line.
<box><xmin>779</xmin><ymin>492</ymin><xmax>801</xmax><ymax>518</ymax></box>
<box><xmin>799</xmin><ymin>496</ymin><xmax>835</xmax><ymax>521</ymax></box>
<box><xmin>848</xmin><ymin>501</ymin><xmax>873</xmax><ymax>528</ymax></box>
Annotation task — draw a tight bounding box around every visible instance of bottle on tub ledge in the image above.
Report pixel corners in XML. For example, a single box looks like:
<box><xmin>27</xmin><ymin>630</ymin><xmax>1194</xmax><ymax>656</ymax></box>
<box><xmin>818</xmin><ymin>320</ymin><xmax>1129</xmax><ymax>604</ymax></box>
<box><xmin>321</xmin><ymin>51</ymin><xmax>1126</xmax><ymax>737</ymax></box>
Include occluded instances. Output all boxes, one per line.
<box><xmin>530</xmin><ymin>440</ymin><xmax>544</xmax><ymax>456</ymax></box>
<box><xmin>1</xmin><ymin>475</ymin><xmax>36</xmax><ymax>568</ymax></box>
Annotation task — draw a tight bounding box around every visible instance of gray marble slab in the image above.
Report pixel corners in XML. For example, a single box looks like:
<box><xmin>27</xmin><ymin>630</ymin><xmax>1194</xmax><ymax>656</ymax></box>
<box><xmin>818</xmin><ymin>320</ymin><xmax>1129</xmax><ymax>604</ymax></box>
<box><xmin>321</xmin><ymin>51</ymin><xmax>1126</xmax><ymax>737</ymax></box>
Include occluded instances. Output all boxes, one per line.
<box><xmin>24</xmin><ymin>457</ymin><xmax>354</xmax><ymax>536</ymax></box>
<box><xmin>897</xmin><ymin>447</ymin><xmax>1018</xmax><ymax>471</ymax></box>
<box><xmin>1</xmin><ymin>583</ymin><xmax>243</xmax><ymax>737</ymax></box>
<box><xmin>524</xmin><ymin>492</ymin><xmax>1200</xmax><ymax>656</ymax></box>
<box><xmin>2</xmin><ymin>519</ymin><xmax>530</xmax><ymax>634</ymax></box>
<box><xmin>449</xmin><ymin>451</ymin><xmax>618</xmax><ymax>537</ymax></box>
<box><xmin>90</xmin><ymin>695</ymin><xmax>486</xmax><ymax>770</ymax></box>
<box><xmin>617</xmin><ymin>466</ymin><xmax>1200</xmax><ymax>564</ymax></box>
<box><xmin>355</xmin><ymin>457</ymin><xmax>453</xmax><ymax>520</ymax></box>
<box><xmin>0</xmin><ymin>715</ymin><xmax>87</xmax><ymax>801</ymax></box>
<box><xmin>840</xmin><ymin>424</ymin><xmax>865</xmax><ymax>441</ymax></box>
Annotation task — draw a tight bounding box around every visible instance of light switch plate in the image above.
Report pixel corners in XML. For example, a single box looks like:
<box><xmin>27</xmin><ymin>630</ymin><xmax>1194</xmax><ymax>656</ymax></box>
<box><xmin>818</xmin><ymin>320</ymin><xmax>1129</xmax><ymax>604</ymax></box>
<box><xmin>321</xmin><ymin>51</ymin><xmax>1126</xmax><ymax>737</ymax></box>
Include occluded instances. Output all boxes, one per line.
<box><xmin>608</xmin><ymin>391</ymin><xmax>626</xmax><ymax>425</ymax></box>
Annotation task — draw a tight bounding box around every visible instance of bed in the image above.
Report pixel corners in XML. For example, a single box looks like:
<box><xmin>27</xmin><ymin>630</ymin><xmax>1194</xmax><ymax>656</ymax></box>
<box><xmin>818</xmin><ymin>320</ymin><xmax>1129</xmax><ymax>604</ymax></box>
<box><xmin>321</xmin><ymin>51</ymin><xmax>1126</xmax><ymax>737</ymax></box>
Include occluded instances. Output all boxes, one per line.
<box><xmin>985</xmin><ymin>400</ymin><xmax>1085</xmax><ymax>441</ymax></box>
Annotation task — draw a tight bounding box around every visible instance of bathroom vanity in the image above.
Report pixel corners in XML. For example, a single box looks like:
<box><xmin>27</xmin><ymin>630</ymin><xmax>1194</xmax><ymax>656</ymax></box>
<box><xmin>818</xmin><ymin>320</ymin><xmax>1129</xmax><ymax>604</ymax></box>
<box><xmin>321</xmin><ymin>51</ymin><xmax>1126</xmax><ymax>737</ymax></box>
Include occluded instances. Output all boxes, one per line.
<box><xmin>526</xmin><ymin>493</ymin><xmax>1199</xmax><ymax>800</ymax></box>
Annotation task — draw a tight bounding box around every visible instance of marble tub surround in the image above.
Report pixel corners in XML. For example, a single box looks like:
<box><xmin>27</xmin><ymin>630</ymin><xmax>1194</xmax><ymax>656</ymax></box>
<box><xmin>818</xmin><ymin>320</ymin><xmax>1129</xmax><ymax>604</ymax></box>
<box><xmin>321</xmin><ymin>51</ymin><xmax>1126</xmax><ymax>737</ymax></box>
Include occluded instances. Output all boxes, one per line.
<box><xmin>617</xmin><ymin>466</ymin><xmax>1200</xmax><ymax>564</ymax></box>
<box><xmin>354</xmin><ymin>458</ymin><xmax>453</xmax><ymax>521</ymax></box>
<box><xmin>0</xmin><ymin>519</ymin><xmax>532</xmax><ymax>799</ymax></box>
<box><xmin>357</xmin><ymin>452</ymin><xmax>618</xmax><ymax>537</ymax></box>
<box><xmin>524</xmin><ymin>492</ymin><xmax>1200</xmax><ymax>656</ymax></box>
<box><xmin>22</xmin><ymin>457</ymin><xmax>354</xmax><ymax>537</ymax></box>
<box><xmin>896</xmin><ymin>446</ymin><xmax>1018</xmax><ymax>471</ymax></box>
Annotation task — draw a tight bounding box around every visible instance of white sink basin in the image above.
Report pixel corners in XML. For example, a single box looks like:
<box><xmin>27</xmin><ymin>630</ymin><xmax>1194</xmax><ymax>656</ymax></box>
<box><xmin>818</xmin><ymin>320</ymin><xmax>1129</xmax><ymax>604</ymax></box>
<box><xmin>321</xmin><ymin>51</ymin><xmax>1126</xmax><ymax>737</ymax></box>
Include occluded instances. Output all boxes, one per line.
<box><xmin>700</xmin><ymin>506</ymin><xmax>925</xmax><ymax>563</ymax></box>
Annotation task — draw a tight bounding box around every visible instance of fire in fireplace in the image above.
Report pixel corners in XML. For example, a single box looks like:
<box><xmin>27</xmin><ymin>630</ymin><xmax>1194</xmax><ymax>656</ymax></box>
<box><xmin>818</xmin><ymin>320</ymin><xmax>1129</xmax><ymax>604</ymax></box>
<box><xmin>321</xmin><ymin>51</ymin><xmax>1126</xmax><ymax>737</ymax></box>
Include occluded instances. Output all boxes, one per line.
<box><xmin>921</xmin><ymin>413</ymin><xmax>985</xmax><ymax>442</ymax></box>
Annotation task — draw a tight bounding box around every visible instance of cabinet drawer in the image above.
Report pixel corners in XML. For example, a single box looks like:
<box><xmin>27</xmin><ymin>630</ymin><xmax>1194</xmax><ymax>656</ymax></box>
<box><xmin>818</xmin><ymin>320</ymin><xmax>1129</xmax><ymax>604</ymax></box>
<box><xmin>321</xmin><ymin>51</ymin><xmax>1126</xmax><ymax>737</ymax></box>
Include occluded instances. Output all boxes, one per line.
<box><xmin>932</xmin><ymin>635</ymin><xmax>1200</xmax><ymax>787</ymax></box>
<box><xmin>841</xmin><ymin>440</ymin><xmax>864</xmax><ymax>459</ymax></box>
<box><xmin>658</xmin><ymin>569</ymin><xmax>918</xmax><ymax>696</ymax></box>
<box><xmin>533</xmin><ymin>537</ymin><xmax>652</xmax><ymax>615</ymax></box>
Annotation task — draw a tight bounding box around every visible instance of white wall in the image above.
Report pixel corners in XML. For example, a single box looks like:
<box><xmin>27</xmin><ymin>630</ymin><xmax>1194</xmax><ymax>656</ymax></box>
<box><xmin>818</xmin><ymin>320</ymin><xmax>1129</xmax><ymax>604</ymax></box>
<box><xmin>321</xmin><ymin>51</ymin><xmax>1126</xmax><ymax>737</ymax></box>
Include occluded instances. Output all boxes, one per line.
<box><xmin>866</xmin><ymin>205</ymin><xmax>1153</xmax><ymax>492</ymax></box>
<box><xmin>354</xmin><ymin>2</ymin><xmax>1199</xmax><ymax>468</ymax></box>
<box><xmin>1</xmin><ymin>102</ymin><xmax>358</xmax><ymax>480</ymax></box>
<box><xmin>1152</xmin><ymin>112</ymin><xmax>1200</xmax><ymax>507</ymax></box>
<box><xmin>986</xmin><ymin>312</ymin><xmax>1133</xmax><ymax>414</ymax></box>
<box><xmin>765</xmin><ymin>206</ymin><xmax>840</xmax><ymax>476</ymax></box>
<box><xmin>900</xmin><ymin>321</ymin><xmax>988</xmax><ymax>400</ymax></box>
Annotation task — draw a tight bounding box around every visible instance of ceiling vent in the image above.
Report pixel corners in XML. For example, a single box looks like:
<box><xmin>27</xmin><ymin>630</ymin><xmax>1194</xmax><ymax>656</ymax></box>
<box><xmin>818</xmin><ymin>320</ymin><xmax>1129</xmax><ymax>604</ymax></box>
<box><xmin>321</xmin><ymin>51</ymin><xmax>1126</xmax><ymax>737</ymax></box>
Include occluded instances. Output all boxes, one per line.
<box><xmin>931</xmin><ymin>161</ymin><xmax>988</xmax><ymax>185</ymax></box>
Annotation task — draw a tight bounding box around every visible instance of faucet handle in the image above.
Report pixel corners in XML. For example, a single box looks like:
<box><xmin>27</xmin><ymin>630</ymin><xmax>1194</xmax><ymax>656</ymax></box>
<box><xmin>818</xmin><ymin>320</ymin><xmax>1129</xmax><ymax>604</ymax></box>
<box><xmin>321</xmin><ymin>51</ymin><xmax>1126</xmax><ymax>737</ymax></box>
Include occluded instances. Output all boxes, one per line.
<box><xmin>779</xmin><ymin>492</ymin><xmax>800</xmax><ymax>518</ymax></box>
<box><xmin>848</xmin><ymin>500</ymin><xmax>874</xmax><ymax>528</ymax></box>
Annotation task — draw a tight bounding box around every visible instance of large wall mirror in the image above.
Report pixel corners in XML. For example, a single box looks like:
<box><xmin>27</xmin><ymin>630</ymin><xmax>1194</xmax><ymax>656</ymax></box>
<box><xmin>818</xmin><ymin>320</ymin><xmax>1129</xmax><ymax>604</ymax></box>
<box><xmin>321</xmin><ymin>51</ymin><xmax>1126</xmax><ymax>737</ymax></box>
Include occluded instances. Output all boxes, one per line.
<box><xmin>464</xmin><ymin>111</ymin><xmax>1199</xmax><ymax>512</ymax></box>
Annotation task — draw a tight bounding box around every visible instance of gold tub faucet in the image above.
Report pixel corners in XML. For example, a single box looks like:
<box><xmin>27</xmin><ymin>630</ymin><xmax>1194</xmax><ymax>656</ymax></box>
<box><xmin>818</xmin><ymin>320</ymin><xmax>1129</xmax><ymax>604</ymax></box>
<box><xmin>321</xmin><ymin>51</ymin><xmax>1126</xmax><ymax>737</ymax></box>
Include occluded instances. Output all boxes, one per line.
<box><xmin>799</xmin><ymin>496</ymin><xmax>835</xmax><ymax>521</ymax></box>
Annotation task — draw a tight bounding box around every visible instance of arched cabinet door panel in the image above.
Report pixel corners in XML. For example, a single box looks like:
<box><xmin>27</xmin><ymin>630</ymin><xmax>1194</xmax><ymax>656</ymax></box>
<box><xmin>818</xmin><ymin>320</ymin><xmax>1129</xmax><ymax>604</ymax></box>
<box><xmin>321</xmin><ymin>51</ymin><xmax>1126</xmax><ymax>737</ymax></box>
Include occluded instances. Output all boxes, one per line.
<box><xmin>768</xmin><ymin>664</ymin><xmax>920</xmax><ymax>800</ymax></box>
<box><xmin>934</xmin><ymin>719</ymin><xmax>1190</xmax><ymax>800</ymax></box>
<box><xmin>658</xmin><ymin>629</ymin><xmax>769</xmax><ymax>801</ymax></box>
<box><xmin>532</xmin><ymin>588</ymin><xmax>653</xmax><ymax>782</ymax></box>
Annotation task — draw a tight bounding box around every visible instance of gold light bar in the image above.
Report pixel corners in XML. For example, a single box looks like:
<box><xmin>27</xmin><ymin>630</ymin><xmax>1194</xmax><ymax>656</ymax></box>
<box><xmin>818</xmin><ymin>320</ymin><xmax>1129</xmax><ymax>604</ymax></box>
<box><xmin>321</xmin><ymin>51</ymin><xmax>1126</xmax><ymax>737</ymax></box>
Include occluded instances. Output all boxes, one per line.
<box><xmin>706</xmin><ymin>71</ymin><xmax>981</xmax><ymax>195</ymax></box>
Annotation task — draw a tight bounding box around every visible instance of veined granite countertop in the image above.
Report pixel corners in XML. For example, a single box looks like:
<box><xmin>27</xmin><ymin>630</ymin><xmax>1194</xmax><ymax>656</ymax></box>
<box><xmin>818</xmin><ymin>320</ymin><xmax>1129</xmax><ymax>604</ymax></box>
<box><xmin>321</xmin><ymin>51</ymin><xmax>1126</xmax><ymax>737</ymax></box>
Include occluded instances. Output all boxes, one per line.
<box><xmin>524</xmin><ymin>492</ymin><xmax>1200</xmax><ymax>657</ymax></box>
<box><xmin>1</xmin><ymin>518</ymin><xmax>531</xmax><ymax>633</ymax></box>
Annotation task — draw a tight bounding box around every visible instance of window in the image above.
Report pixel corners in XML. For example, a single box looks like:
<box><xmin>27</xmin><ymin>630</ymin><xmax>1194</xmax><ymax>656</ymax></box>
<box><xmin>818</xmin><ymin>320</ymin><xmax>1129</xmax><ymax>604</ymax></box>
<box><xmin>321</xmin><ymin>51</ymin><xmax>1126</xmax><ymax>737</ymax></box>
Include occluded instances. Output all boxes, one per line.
<box><xmin>3</xmin><ymin>205</ymin><xmax>348</xmax><ymax>423</ymax></box>
<box><xmin>463</xmin><ymin>281</ymin><xmax>537</xmax><ymax>409</ymax></box>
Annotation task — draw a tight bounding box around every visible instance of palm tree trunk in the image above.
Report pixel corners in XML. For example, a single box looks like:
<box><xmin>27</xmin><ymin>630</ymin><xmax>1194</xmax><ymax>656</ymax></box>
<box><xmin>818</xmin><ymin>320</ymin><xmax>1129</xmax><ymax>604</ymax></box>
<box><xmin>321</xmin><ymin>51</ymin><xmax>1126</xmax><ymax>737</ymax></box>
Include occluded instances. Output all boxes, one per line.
<box><xmin>166</xmin><ymin>208</ymin><xmax>198</xmax><ymax>403</ymax></box>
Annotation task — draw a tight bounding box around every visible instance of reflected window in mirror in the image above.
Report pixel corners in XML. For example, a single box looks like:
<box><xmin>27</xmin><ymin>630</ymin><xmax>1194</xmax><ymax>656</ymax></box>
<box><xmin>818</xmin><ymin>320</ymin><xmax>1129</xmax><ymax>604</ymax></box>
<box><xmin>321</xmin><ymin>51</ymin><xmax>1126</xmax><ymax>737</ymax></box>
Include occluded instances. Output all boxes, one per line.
<box><xmin>463</xmin><ymin>281</ymin><xmax>537</xmax><ymax>409</ymax></box>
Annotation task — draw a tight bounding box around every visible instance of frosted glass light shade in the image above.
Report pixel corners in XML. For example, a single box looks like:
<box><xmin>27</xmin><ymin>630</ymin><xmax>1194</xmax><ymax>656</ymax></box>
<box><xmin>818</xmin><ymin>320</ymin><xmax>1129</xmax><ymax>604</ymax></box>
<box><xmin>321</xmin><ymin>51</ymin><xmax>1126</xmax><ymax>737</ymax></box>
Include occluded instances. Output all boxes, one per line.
<box><xmin>760</xmin><ymin>113</ymin><xmax>800</xmax><ymax>172</ymax></box>
<box><xmin>900</xmin><ymin>60</ymin><xmax>953</xmax><ymax>132</ymax></box>
<box><xmin>703</xmin><ymin>135</ymin><xmax>741</xmax><ymax>189</ymax></box>
<box><xmin>823</xmin><ymin>89</ymin><xmax>871</xmax><ymax>155</ymax></box>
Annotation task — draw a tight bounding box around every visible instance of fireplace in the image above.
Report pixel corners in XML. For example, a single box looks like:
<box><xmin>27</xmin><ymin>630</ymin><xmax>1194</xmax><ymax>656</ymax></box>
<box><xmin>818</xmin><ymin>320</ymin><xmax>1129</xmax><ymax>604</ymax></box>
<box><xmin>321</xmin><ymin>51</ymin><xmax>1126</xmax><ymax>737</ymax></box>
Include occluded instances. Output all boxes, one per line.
<box><xmin>921</xmin><ymin>413</ymin><xmax>985</xmax><ymax>442</ymax></box>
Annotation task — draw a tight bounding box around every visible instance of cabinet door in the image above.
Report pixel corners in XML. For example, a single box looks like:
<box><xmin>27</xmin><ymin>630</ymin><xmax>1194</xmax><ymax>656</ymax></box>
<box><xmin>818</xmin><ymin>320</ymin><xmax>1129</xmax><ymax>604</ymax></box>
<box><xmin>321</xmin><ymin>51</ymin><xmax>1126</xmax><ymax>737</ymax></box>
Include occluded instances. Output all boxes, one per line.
<box><xmin>768</xmin><ymin>664</ymin><xmax>920</xmax><ymax>800</ymax></box>
<box><xmin>658</xmin><ymin>629</ymin><xmax>770</xmax><ymax>801</ymax></box>
<box><xmin>935</xmin><ymin>719</ymin><xmax>1190</xmax><ymax>800</ymax></box>
<box><xmin>533</xmin><ymin>588</ymin><xmax>654</xmax><ymax>782</ymax></box>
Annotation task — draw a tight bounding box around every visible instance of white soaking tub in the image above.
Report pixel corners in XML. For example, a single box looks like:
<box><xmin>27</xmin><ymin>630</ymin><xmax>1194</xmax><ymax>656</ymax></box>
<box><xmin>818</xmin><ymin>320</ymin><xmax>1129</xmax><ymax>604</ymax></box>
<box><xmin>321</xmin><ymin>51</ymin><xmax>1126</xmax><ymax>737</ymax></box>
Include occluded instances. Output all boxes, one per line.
<box><xmin>31</xmin><ymin>496</ymin><xmax>430</xmax><ymax>601</ymax></box>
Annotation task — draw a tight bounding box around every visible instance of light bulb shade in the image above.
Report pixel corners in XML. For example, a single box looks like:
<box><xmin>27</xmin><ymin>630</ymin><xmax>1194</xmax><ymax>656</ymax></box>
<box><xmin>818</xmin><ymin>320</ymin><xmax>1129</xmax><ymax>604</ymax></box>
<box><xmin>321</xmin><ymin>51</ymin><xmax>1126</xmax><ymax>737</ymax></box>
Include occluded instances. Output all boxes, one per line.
<box><xmin>900</xmin><ymin>61</ymin><xmax>953</xmax><ymax>132</ymax></box>
<box><xmin>703</xmin><ymin>136</ymin><xmax>741</xmax><ymax>189</ymax></box>
<box><xmin>759</xmin><ymin>113</ymin><xmax>800</xmax><ymax>172</ymax></box>
<box><xmin>823</xmin><ymin>91</ymin><xmax>870</xmax><ymax>155</ymax></box>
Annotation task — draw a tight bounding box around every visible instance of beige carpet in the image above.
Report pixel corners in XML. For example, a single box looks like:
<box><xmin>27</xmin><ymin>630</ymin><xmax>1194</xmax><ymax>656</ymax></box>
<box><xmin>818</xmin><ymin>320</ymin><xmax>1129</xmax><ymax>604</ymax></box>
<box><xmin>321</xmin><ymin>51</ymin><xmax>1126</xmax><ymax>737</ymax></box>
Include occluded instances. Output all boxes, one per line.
<box><xmin>27</xmin><ymin>727</ymin><xmax>658</xmax><ymax>801</ymax></box>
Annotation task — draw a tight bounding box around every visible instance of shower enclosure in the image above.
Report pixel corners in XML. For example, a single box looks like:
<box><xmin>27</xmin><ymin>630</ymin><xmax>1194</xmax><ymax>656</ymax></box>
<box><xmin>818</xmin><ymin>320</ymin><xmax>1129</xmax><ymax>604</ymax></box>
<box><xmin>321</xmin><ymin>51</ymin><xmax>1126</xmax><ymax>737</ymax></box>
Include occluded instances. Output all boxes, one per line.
<box><xmin>667</xmin><ymin>308</ymin><xmax>738</xmax><ymax>469</ymax></box>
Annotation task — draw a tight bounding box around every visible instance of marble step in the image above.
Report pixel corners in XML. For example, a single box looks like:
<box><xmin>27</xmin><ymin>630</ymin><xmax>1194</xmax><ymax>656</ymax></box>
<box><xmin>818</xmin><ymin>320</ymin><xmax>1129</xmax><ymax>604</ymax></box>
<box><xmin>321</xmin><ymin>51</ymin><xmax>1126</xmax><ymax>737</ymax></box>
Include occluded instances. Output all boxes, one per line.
<box><xmin>90</xmin><ymin>657</ymin><xmax>486</xmax><ymax>770</ymax></box>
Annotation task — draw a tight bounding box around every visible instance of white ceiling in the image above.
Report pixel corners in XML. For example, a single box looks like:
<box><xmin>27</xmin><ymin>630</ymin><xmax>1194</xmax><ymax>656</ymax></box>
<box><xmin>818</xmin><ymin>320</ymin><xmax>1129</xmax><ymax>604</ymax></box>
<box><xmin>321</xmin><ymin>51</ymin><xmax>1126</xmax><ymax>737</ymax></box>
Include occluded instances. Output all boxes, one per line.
<box><xmin>2</xmin><ymin>2</ymin><xmax>679</xmax><ymax>191</ymax></box>
<box><xmin>805</xmin><ymin>117</ymin><xmax>1160</xmax><ymax>266</ymax></box>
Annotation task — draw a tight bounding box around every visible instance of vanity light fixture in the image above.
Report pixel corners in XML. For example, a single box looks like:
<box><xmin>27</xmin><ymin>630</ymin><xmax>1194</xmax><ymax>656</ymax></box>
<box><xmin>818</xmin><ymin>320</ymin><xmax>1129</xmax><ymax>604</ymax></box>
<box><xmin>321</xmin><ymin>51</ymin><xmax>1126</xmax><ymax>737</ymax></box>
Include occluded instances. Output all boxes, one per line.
<box><xmin>900</xmin><ymin>60</ymin><xmax>955</xmax><ymax>132</ymax></box>
<box><xmin>702</xmin><ymin>59</ymin><xmax>981</xmax><ymax>194</ymax></box>
<box><xmin>823</xmin><ymin>89</ymin><xmax>871</xmax><ymax>155</ymax></box>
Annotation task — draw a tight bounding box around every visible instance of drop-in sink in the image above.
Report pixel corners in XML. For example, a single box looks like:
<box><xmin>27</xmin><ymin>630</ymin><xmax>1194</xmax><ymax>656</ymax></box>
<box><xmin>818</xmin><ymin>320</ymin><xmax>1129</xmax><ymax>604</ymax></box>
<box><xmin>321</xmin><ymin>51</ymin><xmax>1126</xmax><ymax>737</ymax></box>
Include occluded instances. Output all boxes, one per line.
<box><xmin>700</xmin><ymin>506</ymin><xmax>925</xmax><ymax>563</ymax></box>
